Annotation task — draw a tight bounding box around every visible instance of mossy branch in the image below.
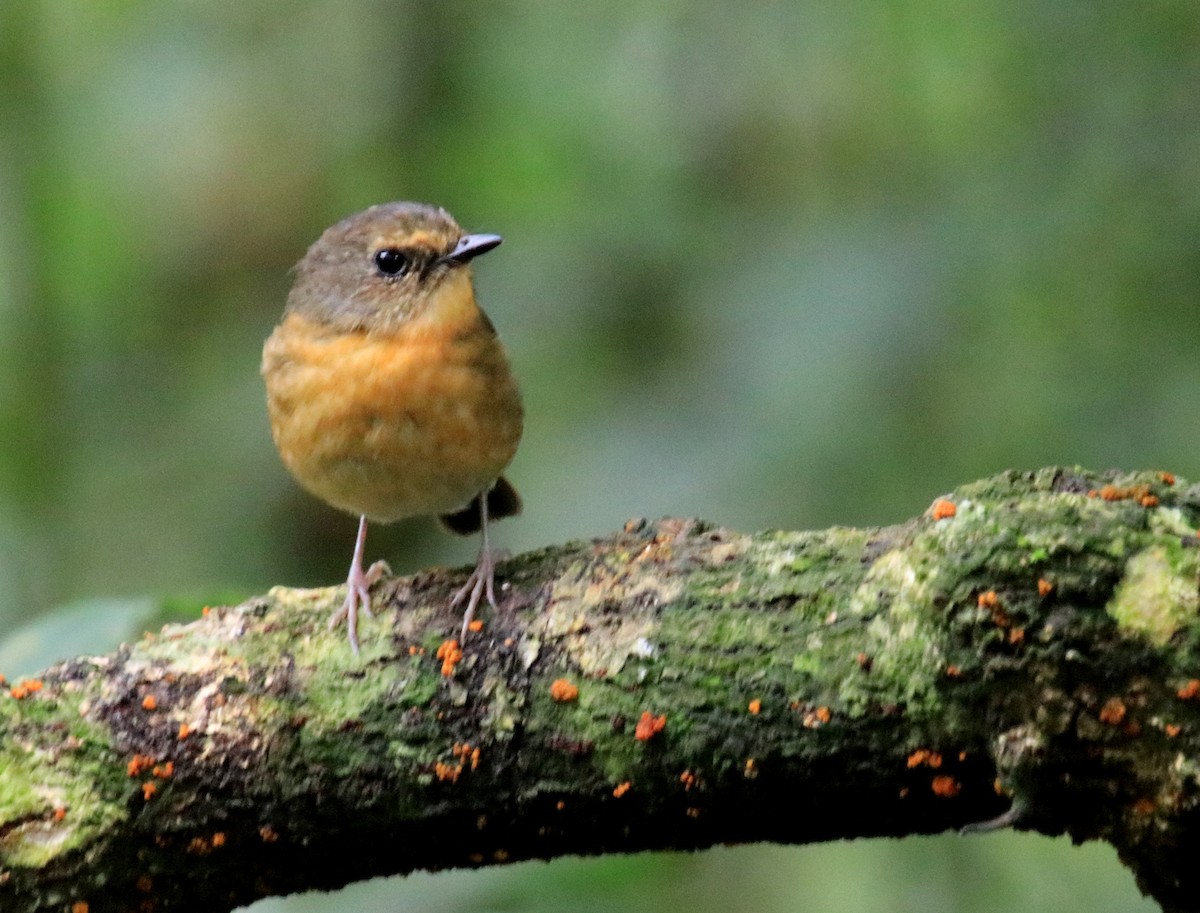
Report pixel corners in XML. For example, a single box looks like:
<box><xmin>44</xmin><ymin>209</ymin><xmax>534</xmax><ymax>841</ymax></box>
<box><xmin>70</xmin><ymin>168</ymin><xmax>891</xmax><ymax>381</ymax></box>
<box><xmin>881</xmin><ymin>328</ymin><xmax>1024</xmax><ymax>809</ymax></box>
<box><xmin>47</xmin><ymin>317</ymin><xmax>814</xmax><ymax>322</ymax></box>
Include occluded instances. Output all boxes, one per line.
<box><xmin>3</xmin><ymin>467</ymin><xmax>1200</xmax><ymax>913</ymax></box>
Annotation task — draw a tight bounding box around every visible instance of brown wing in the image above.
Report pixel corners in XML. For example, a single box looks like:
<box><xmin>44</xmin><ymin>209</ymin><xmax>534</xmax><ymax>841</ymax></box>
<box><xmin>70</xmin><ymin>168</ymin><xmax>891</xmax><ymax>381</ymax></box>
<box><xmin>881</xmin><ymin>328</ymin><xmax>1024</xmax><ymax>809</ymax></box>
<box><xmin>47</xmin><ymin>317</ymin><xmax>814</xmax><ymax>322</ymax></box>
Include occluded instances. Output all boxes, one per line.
<box><xmin>439</xmin><ymin>476</ymin><xmax>522</xmax><ymax>535</ymax></box>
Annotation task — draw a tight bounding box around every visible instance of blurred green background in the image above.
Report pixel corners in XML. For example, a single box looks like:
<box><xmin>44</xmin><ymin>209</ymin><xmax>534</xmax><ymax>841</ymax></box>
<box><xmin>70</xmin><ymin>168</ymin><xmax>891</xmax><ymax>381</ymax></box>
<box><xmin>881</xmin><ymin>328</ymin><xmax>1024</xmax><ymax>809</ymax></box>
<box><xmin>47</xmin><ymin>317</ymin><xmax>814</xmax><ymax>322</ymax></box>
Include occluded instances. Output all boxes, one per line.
<box><xmin>1</xmin><ymin>1</ymin><xmax>1193</xmax><ymax>910</ymax></box>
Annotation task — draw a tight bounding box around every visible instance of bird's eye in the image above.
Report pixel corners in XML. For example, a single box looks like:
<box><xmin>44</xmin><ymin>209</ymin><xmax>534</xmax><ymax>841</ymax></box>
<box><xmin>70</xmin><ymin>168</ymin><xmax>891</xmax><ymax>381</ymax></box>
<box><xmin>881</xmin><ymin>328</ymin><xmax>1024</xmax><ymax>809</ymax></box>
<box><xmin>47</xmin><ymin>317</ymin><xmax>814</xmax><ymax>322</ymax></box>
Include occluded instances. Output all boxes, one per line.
<box><xmin>373</xmin><ymin>248</ymin><xmax>410</xmax><ymax>277</ymax></box>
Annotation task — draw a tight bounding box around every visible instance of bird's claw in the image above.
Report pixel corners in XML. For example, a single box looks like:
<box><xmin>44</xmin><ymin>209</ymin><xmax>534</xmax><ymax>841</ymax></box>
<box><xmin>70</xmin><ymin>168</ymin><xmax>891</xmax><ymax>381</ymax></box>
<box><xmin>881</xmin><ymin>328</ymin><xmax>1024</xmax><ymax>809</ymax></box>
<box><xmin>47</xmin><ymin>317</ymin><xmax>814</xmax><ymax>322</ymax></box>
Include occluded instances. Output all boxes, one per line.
<box><xmin>451</xmin><ymin>548</ymin><xmax>500</xmax><ymax>642</ymax></box>
<box><xmin>329</xmin><ymin>557</ymin><xmax>389</xmax><ymax>654</ymax></box>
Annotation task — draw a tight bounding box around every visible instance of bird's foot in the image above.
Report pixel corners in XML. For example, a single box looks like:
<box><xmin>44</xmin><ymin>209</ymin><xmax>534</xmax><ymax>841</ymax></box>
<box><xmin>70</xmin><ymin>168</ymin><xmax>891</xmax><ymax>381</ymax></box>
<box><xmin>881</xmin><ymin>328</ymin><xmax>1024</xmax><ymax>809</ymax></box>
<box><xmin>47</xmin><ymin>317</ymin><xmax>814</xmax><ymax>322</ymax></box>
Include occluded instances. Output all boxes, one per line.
<box><xmin>450</xmin><ymin>548</ymin><xmax>501</xmax><ymax>642</ymax></box>
<box><xmin>329</xmin><ymin>559</ymin><xmax>390</xmax><ymax>653</ymax></box>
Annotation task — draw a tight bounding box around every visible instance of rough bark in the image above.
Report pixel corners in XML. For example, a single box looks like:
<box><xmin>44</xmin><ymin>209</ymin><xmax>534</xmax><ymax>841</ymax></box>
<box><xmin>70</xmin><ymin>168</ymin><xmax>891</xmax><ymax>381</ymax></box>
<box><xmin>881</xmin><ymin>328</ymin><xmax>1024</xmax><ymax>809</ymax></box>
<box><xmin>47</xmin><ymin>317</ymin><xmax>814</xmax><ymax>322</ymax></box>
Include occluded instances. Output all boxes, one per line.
<box><xmin>2</xmin><ymin>467</ymin><xmax>1199</xmax><ymax>913</ymax></box>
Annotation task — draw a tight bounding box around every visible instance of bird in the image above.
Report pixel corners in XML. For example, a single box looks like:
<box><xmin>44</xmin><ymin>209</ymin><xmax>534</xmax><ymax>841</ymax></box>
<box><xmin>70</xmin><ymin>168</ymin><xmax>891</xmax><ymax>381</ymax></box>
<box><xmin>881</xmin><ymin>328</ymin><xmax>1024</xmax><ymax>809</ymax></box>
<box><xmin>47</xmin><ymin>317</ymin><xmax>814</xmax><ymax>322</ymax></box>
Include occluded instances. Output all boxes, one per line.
<box><xmin>261</xmin><ymin>201</ymin><xmax>523</xmax><ymax>652</ymax></box>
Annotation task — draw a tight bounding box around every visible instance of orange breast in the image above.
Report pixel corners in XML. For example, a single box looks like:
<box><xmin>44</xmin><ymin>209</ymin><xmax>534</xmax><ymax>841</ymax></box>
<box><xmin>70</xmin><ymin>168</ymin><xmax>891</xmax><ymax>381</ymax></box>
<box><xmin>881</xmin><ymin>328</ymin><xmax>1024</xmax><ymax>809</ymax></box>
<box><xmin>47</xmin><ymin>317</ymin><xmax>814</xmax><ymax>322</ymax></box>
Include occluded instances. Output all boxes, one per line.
<box><xmin>262</xmin><ymin>300</ymin><xmax>523</xmax><ymax>522</ymax></box>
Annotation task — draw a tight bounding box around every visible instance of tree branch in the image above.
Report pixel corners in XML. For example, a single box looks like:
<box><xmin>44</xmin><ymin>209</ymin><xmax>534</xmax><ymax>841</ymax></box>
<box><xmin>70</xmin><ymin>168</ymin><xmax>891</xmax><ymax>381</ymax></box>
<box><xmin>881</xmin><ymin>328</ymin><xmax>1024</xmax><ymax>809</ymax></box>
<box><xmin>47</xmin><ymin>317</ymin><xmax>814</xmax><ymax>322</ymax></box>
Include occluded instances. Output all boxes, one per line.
<box><xmin>2</xmin><ymin>467</ymin><xmax>1199</xmax><ymax>913</ymax></box>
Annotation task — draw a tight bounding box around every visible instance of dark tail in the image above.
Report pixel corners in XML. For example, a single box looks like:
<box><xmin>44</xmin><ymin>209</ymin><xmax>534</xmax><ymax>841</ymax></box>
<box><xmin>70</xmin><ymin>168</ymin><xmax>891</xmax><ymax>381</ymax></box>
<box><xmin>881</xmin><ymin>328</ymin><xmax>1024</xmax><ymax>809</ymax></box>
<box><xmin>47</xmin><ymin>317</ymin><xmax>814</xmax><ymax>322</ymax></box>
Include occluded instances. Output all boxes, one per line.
<box><xmin>439</xmin><ymin>476</ymin><xmax>521</xmax><ymax>536</ymax></box>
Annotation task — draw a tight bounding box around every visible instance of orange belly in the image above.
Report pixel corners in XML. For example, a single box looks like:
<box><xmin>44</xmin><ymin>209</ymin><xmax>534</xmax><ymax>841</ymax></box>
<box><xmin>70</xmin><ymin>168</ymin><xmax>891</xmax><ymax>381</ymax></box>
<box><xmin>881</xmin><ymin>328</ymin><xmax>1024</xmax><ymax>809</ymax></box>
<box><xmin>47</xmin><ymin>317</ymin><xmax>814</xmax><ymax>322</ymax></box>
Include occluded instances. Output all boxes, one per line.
<box><xmin>262</xmin><ymin>309</ymin><xmax>523</xmax><ymax>522</ymax></box>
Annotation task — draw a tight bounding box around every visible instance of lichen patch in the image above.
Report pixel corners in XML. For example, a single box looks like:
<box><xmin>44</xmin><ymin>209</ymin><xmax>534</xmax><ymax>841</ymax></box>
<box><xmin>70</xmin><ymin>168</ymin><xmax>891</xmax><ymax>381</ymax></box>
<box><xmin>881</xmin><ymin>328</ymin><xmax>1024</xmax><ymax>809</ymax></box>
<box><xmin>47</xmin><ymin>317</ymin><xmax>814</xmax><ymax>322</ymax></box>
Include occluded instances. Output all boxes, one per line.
<box><xmin>1108</xmin><ymin>546</ymin><xmax>1199</xmax><ymax>644</ymax></box>
<box><xmin>543</xmin><ymin>562</ymin><xmax>682</xmax><ymax>677</ymax></box>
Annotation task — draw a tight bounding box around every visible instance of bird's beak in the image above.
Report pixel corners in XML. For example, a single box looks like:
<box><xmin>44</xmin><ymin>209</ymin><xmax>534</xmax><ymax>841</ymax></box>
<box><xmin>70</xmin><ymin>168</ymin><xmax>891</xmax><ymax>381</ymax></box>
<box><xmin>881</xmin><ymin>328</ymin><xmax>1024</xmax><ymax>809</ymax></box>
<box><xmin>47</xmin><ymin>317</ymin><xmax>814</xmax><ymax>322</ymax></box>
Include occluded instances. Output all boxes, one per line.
<box><xmin>440</xmin><ymin>233</ymin><xmax>502</xmax><ymax>266</ymax></box>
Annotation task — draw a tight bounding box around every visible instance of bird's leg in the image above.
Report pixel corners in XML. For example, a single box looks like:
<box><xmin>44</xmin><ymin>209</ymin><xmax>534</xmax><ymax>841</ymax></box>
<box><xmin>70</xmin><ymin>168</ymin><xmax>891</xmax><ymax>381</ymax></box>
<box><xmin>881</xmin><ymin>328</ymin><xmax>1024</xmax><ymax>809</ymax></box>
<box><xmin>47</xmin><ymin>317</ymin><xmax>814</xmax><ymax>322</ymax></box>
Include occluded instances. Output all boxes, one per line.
<box><xmin>450</xmin><ymin>495</ymin><xmax>500</xmax><ymax>641</ymax></box>
<box><xmin>328</xmin><ymin>515</ymin><xmax>387</xmax><ymax>653</ymax></box>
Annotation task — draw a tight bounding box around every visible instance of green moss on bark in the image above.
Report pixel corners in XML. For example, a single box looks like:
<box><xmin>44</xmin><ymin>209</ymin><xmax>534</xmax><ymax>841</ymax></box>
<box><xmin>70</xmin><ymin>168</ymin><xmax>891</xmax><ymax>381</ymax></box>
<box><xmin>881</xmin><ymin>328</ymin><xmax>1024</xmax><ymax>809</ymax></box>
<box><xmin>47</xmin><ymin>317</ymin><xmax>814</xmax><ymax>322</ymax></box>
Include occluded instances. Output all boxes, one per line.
<box><xmin>2</xmin><ymin>467</ymin><xmax>1200</xmax><ymax>912</ymax></box>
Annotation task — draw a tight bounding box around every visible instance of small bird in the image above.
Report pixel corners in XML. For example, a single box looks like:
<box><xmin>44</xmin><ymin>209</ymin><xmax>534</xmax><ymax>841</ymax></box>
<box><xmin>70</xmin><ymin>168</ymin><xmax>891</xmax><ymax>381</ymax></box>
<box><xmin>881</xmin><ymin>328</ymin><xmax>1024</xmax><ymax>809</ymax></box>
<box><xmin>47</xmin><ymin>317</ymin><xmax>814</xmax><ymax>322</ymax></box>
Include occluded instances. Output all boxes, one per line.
<box><xmin>262</xmin><ymin>202</ymin><xmax>523</xmax><ymax>651</ymax></box>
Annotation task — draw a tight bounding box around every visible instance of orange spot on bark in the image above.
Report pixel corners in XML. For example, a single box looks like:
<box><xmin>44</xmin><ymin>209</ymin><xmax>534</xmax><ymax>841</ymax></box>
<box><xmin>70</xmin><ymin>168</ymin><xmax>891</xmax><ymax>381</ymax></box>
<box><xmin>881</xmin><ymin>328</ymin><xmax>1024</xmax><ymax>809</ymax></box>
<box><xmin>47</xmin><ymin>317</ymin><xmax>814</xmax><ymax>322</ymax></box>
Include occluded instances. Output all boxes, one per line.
<box><xmin>613</xmin><ymin>781</ymin><xmax>632</xmax><ymax>798</ymax></box>
<box><xmin>9</xmin><ymin>678</ymin><xmax>43</xmax><ymax>700</ymax></box>
<box><xmin>259</xmin><ymin>825</ymin><xmax>279</xmax><ymax>843</ymax></box>
<box><xmin>679</xmin><ymin>770</ymin><xmax>697</xmax><ymax>790</ymax></box>
<box><xmin>1166</xmin><ymin>723</ymin><xmax>1182</xmax><ymax>738</ymax></box>
<box><xmin>1160</xmin><ymin>471</ymin><xmax>1176</xmax><ymax>485</ymax></box>
<box><xmin>1099</xmin><ymin>697</ymin><xmax>1127</xmax><ymax>725</ymax></box>
<box><xmin>906</xmin><ymin>749</ymin><xmax>942</xmax><ymax>769</ymax></box>
<box><xmin>53</xmin><ymin>807</ymin><xmax>67</xmax><ymax>821</ymax></box>
<box><xmin>1093</xmin><ymin>483</ymin><xmax>1154</xmax><ymax>504</ymax></box>
<box><xmin>141</xmin><ymin>782</ymin><xmax>158</xmax><ymax>801</ymax></box>
<box><xmin>550</xmin><ymin>678</ymin><xmax>580</xmax><ymax>702</ymax></box>
<box><xmin>72</xmin><ymin>903</ymin><xmax>89</xmax><ymax>913</ymax></box>
<box><xmin>945</xmin><ymin>664</ymin><xmax>963</xmax><ymax>678</ymax></box>
<box><xmin>747</xmin><ymin>698</ymin><xmax>762</xmax><ymax>715</ymax></box>
<box><xmin>634</xmin><ymin>711</ymin><xmax>667</xmax><ymax>741</ymax></box>
<box><xmin>931</xmin><ymin>775</ymin><xmax>961</xmax><ymax>798</ymax></box>
<box><xmin>141</xmin><ymin>695</ymin><xmax>158</xmax><ymax>711</ymax></box>
<box><xmin>127</xmin><ymin>754</ymin><xmax>156</xmax><ymax>777</ymax></box>
<box><xmin>152</xmin><ymin>761</ymin><xmax>174</xmax><ymax>779</ymax></box>
<box><xmin>211</xmin><ymin>832</ymin><xmax>226</xmax><ymax>848</ymax></box>
<box><xmin>434</xmin><ymin>761</ymin><xmax>463</xmax><ymax>783</ymax></box>
<box><xmin>436</xmin><ymin>639</ymin><xmax>464</xmax><ymax>676</ymax></box>
<box><xmin>468</xmin><ymin>619</ymin><xmax>484</xmax><ymax>632</ymax></box>
<box><xmin>1178</xmin><ymin>680</ymin><xmax>1200</xmax><ymax>700</ymax></box>
<box><xmin>1008</xmin><ymin>627</ymin><xmax>1025</xmax><ymax>645</ymax></box>
<box><xmin>931</xmin><ymin>499</ymin><xmax>957</xmax><ymax>520</ymax></box>
<box><xmin>177</xmin><ymin>723</ymin><xmax>191</xmax><ymax>740</ymax></box>
<box><xmin>1037</xmin><ymin>578</ymin><xmax>1053</xmax><ymax>597</ymax></box>
<box><xmin>976</xmin><ymin>590</ymin><xmax>1013</xmax><ymax>626</ymax></box>
<box><xmin>1132</xmin><ymin>797</ymin><xmax>1156</xmax><ymax>816</ymax></box>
